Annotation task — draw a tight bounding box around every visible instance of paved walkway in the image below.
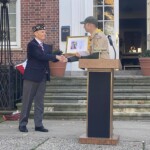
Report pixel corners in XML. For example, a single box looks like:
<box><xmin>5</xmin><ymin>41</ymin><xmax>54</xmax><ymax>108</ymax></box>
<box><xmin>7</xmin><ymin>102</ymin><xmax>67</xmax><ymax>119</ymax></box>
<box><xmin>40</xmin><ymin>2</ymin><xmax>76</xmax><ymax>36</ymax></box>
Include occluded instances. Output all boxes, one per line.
<box><xmin>0</xmin><ymin>120</ymin><xmax>150</xmax><ymax>150</ymax></box>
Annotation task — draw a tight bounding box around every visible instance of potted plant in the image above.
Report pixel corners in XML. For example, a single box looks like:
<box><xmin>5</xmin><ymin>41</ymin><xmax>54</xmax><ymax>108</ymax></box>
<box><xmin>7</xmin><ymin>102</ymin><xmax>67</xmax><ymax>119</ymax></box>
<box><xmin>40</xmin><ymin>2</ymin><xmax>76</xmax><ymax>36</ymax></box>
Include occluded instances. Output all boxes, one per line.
<box><xmin>49</xmin><ymin>50</ymin><xmax>67</xmax><ymax>77</ymax></box>
<box><xmin>139</xmin><ymin>50</ymin><xmax>150</xmax><ymax>76</ymax></box>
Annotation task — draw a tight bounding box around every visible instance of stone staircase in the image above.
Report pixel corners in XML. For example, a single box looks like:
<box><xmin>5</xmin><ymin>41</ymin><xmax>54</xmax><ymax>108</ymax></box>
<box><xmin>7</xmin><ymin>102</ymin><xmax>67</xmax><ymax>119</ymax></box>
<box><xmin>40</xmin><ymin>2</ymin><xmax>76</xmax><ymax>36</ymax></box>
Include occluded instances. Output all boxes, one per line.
<box><xmin>17</xmin><ymin>76</ymin><xmax>150</xmax><ymax>120</ymax></box>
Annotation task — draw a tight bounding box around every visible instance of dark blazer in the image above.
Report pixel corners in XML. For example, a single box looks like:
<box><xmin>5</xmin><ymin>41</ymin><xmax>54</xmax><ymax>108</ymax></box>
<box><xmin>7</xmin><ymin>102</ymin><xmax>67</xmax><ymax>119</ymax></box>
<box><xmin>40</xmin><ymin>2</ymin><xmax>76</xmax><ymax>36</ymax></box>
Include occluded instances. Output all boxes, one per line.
<box><xmin>23</xmin><ymin>38</ymin><xmax>58</xmax><ymax>82</ymax></box>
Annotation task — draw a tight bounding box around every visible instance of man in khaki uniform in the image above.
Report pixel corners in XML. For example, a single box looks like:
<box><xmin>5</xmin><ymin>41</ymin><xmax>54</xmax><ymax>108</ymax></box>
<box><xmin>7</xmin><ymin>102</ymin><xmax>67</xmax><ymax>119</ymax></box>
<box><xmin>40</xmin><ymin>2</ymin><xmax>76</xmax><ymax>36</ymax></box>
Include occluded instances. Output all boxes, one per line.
<box><xmin>66</xmin><ymin>16</ymin><xmax>110</xmax><ymax>62</ymax></box>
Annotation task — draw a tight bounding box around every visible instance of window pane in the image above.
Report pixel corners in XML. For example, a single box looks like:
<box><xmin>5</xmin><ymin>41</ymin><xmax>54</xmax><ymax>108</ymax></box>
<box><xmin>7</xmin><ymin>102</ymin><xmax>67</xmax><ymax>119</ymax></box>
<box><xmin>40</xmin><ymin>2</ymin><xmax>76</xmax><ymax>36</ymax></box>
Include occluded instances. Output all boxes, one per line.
<box><xmin>0</xmin><ymin>1</ymin><xmax>17</xmax><ymax>44</ymax></box>
<box><xmin>94</xmin><ymin>7</ymin><xmax>103</xmax><ymax>20</ymax></box>
<box><xmin>104</xmin><ymin>21</ymin><xmax>114</xmax><ymax>35</ymax></box>
<box><xmin>104</xmin><ymin>0</ymin><xmax>114</xmax><ymax>5</ymax></box>
<box><xmin>9</xmin><ymin>14</ymin><xmax>16</xmax><ymax>27</ymax></box>
<box><xmin>98</xmin><ymin>22</ymin><xmax>103</xmax><ymax>31</ymax></box>
<box><xmin>94</xmin><ymin>0</ymin><xmax>103</xmax><ymax>5</ymax></box>
<box><xmin>10</xmin><ymin>28</ymin><xmax>16</xmax><ymax>42</ymax></box>
<box><xmin>9</xmin><ymin>1</ymin><xmax>16</xmax><ymax>13</ymax></box>
<box><xmin>104</xmin><ymin>6</ymin><xmax>114</xmax><ymax>20</ymax></box>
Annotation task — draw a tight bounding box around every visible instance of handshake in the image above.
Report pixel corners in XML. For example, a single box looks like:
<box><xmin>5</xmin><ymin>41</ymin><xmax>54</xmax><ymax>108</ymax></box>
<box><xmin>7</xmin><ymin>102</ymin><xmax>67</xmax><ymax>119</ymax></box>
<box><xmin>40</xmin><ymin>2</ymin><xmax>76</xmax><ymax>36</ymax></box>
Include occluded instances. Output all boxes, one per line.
<box><xmin>56</xmin><ymin>52</ymin><xmax>81</xmax><ymax>63</ymax></box>
<box><xmin>56</xmin><ymin>55</ymin><xmax>68</xmax><ymax>63</ymax></box>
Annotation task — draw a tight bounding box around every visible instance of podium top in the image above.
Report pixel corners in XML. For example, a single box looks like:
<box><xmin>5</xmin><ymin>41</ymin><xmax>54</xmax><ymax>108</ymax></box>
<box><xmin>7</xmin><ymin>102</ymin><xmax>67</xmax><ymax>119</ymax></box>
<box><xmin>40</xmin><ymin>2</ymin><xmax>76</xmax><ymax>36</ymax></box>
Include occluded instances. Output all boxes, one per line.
<box><xmin>79</xmin><ymin>59</ymin><xmax>121</xmax><ymax>69</ymax></box>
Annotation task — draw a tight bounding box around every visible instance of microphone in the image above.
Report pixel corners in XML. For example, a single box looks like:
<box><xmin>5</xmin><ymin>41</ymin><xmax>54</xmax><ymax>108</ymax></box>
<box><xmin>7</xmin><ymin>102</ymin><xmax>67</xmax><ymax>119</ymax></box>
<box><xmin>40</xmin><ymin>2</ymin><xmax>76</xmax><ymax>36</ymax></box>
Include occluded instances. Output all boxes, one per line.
<box><xmin>107</xmin><ymin>35</ymin><xmax>116</xmax><ymax>59</ymax></box>
<box><xmin>107</xmin><ymin>35</ymin><xmax>113</xmax><ymax>46</ymax></box>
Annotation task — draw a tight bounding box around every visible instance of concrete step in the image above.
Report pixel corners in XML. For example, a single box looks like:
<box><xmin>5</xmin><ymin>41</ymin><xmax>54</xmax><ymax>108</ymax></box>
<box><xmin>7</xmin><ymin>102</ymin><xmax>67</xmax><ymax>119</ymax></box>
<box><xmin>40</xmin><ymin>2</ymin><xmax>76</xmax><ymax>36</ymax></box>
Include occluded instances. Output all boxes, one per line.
<box><xmin>44</xmin><ymin>93</ymin><xmax>150</xmax><ymax>97</ymax></box>
<box><xmin>115</xmin><ymin>94</ymin><xmax>150</xmax><ymax>97</ymax></box>
<box><xmin>113</xmin><ymin>104</ymin><xmax>150</xmax><ymax>112</ymax></box>
<box><xmin>1</xmin><ymin>109</ymin><xmax>150</xmax><ymax>120</ymax></box>
<box><xmin>27</xmin><ymin>111</ymin><xmax>150</xmax><ymax>120</ymax></box>
<box><xmin>50</xmin><ymin>76</ymin><xmax>150</xmax><ymax>80</ymax></box>
<box><xmin>30</xmin><ymin>111</ymin><xmax>86</xmax><ymax>120</ymax></box>
<box><xmin>44</xmin><ymin>99</ymin><xmax>150</xmax><ymax>104</ymax></box>
<box><xmin>114</xmin><ymin>89</ymin><xmax>150</xmax><ymax>93</ymax></box>
<box><xmin>114</xmin><ymin>112</ymin><xmax>150</xmax><ymax>120</ymax></box>
<box><xmin>46</xmin><ymin>86</ymin><xmax>150</xmax><ymax>90</ymax></box>
<box><xmin>44</xmin><ymin>95</ymin><xmax>86</xmax><ymax>101</ymax></box>
<box><xmin>46</xmin><ymin>86</ymin><xmax>87</xmax><ymax>90</ymax></box>
<box><xmin>45</xmin><ymin>89</ymin><xmax>87</xmax><ymax>93</ymax></box>
<box><xmin>114</xmin><ymin>95</ymin><xmax>150</xmax><ymax>100</ymax></box>
<box><xmin>17</xmin><ymin>103</ymin><xmax>86</xmax><ymax>112</ymax></box>
<box><xmin>114</xmin><ymin>100</ymin><xmax>150</xmax><ymax>104</ymax></box>
<box><xmin>17</xmin><ymin>103</ymin><xmax>150</xmax><ymax>113</ymax></box>
<box><xmin>48</xmin><ymin>82</ymin><xmax>150</xmax><ymax>87</ymax></box>
<box><xmin>114</xmin><ymin>86</ymin><xmax>150</xmax><ymax>89</ymax></box>
<box><xmin>114</xmin><ymin>83</ymin><xmax>150</xmax><ymax>86</ymax></box>
<box><xmin>47</xmin><ymin>76</ymin><xmax>150</xmax><ymax>86</ymax></box>
<box><xmin>44</xmin><ymin>95</ymin><xmax>150</xmax><ymax>101</ymax></box>
<box><xmin>44</xmin><ymin>100</ymin><xmax>86</xmax><ymax>103</ymax></box>
<box><xmin>45</xmin><ymin>89</ymin><xmax>150</xmax><ymax>93</ymax></box>
<box><xmin>15</xmin><ymin>76</ymin><xmax>150</xmax><ymax>120</ymax></box>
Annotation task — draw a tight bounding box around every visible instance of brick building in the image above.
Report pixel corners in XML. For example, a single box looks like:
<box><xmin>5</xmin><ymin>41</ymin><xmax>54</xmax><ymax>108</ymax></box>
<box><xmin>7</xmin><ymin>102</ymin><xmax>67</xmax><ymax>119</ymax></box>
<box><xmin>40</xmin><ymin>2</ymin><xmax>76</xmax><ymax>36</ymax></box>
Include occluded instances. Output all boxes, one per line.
<box><xmin>8</xmin><ymin>0</ymin><xmax>59</xmax><ymax>64</ymax></box>
<box><xmin>1</xmin><ymin>0</ymin><xmax>150</xmax><ymax>71</ymax></box>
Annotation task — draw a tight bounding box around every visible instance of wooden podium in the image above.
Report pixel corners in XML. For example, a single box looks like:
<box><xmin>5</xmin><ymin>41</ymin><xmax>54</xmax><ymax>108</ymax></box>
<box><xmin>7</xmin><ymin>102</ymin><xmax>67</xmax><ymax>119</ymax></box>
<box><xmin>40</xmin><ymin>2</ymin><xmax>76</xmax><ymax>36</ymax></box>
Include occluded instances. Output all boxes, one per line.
<box><xmin>79</xmin><ymin>59</ymin><xmax>121</xmax><ymax>145</ymax></box>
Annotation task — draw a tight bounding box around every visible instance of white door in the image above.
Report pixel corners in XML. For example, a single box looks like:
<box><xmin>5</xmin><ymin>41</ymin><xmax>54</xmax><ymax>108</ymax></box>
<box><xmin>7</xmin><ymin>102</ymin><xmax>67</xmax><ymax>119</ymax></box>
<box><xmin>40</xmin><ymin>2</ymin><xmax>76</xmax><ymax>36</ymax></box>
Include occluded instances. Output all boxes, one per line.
<box><xmin>93</xmin><ymin>0</ymin><xmax>119</xmax><ymax>59</ymax></box>
<box><xmin>147</xmin><ymin>0</ymin><xmax>150</xmax><ymax>49</ymax></box>
<box><xmin>114</xmin><ymin>0</ymin><xmax>119</xmax><ymax>59</ymax></box>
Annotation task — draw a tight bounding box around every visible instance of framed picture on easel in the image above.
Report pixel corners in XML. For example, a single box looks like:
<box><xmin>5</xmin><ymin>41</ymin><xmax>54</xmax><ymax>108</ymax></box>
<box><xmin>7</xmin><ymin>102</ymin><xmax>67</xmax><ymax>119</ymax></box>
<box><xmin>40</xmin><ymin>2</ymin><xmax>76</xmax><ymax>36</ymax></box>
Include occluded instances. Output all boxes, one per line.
<box><xmin>66</xmin><ymin>36</ymin><xmax>89</xmax><ymax>56</ymax></box>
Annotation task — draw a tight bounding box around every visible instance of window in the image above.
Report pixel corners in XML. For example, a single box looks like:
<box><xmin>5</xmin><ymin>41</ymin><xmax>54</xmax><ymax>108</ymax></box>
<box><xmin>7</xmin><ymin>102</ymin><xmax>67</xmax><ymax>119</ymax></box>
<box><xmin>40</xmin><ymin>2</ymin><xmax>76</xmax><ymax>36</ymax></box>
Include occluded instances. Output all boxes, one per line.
<box><xmin>0</xmin><ymin>0</ymin><xmax>21</xmax><ymax>48</ymax></box>
<box><xmin>93</xmin><ymin>0</ymin><xmax>114</xmax><ymax>35</ymax></box>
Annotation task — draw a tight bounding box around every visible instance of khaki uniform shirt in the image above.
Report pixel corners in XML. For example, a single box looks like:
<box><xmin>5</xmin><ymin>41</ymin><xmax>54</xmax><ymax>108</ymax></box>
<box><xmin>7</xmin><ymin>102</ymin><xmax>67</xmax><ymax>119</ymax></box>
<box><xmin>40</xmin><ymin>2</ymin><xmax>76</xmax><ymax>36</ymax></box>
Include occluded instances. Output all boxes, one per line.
<box><xmin>88</xmin><ymin>29</ymin><xmax>110</xmax><ymax>59</ymax></box>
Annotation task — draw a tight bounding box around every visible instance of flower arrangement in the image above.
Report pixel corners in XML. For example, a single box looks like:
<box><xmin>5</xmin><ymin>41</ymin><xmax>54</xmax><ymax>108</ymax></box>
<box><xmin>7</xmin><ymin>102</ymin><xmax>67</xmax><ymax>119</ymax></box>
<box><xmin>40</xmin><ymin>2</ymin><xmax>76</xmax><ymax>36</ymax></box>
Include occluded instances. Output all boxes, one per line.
<box><xmin>52</xmin><ymin>49</ymin><xmax>63</xmax><ymax>55</ymax></box>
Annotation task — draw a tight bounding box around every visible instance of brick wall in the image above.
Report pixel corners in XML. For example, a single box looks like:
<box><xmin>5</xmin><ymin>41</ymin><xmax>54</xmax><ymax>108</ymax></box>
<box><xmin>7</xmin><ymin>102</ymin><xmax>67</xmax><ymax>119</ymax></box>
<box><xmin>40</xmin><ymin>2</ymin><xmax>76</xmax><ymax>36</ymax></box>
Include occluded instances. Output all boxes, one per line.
<box><xmin>12</xmin><ymin>0</ymin><xmax>59</xmax><ymax>64</ymax></box>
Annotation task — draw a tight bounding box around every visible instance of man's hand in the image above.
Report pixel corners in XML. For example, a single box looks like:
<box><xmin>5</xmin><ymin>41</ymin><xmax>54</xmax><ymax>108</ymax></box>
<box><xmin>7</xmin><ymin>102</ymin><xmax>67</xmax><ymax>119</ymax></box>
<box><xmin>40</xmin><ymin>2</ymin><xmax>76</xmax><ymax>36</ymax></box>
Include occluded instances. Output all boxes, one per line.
<box><xmin>61</xmin><ymin>55</ymin><xmax>68</xmax><ymax>62</ymax></box>
<box><xmin>63</xmin><ymin>57</ymin><xmax>68</xmax><ymax>63</ymax></box>
<box><xmin>56</xmin><ymin>55</ymin><xmax>68</xmax><ymax>62</ymax></box>
<box><xmin>75</xmin><ymin>52</ymin><xmax>81</xmax><ymax>58</ymax></box>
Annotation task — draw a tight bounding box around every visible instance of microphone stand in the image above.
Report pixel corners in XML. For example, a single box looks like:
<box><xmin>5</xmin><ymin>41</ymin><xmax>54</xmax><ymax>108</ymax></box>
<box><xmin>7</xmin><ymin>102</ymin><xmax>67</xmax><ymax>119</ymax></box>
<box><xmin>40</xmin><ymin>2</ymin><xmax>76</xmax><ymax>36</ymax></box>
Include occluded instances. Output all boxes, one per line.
<box><xmin>108</xmin><ymin>35</ymin><xmax>116</xmax><ymax>59</ymax></box>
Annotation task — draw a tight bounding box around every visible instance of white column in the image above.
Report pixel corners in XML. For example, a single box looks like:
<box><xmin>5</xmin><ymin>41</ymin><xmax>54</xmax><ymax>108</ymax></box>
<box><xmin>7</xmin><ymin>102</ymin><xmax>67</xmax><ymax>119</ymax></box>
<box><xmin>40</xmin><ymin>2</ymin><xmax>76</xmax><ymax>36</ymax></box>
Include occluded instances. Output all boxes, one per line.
<box><xmin>113</xmin><ymin>0</ymin><xmax>119</xmax><ymax>59</ymax></box>
<box><xmin>59</xmin><ymin>0</ymin><xmax>72</xmax><ymax>52</ymax></box>
<box><xmin>70</xmin><ymin>0</ymin><xmax>82</xmax><ymax>71</ymax></box>
<box><xmin>59</xmin><ymin>0</ymin><xmax>72</xmax><ymax>72</ymax></box>
<box><xmin>59</xmin><ymin>0</ymin><xmax>94</xmax><ymax>72</ymax></box>
<box><xmin>71</xmin><ymin>0</ymin><xmax>93</xmax><ymax>36</ymax></box>
<box><xmin>71</xmin><ymin>0</ymin><xmax>83</xmax><ymax>36</ymax></box>
<box><xmin>70</xmin><ymin>0</ymin><xmax>94</xmax><ymax>72</ymax></box>
<box><xmin>147</xmin><ymin>0</ymin><xmax>150</xmax><ymax>49</ymax></box>
<box><xmin>84</xmin><ymin>0</ymin><xmax>93</xmax><ymax>17</ymax></box>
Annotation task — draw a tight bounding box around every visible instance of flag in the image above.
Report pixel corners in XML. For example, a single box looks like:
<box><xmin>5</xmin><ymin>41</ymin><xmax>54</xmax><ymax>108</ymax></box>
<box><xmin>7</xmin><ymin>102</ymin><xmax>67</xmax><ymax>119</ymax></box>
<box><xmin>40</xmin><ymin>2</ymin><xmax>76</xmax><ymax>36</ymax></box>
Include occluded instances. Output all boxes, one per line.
<box><xmin>15</xmin><ymin>59</ymin><xmax>27</xmax><ymax>74</ymax></box>
<box><xmin>2</xmin><ymin>110</ymin><xmax>20</xmax><ymax>121</ymax></box>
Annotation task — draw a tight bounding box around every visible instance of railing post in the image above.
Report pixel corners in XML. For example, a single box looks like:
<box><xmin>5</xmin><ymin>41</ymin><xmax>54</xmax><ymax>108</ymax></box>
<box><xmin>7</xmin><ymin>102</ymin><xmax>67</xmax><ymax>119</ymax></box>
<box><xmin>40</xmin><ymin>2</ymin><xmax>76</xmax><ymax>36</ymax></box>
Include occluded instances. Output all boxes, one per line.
<box><xmin>0</xmin><ymin>0</ymin><xmax>22</xmax><ymax>110</ymax></box>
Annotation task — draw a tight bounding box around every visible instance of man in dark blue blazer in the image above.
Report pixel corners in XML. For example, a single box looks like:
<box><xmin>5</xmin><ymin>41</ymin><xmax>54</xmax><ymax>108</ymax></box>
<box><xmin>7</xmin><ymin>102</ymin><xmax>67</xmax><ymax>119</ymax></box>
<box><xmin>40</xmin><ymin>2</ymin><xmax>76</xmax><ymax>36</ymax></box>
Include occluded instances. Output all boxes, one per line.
<box><xmin>19</xmin><ymin>24</ymin><xmax>65</xmax><ymax>132</ymax></box>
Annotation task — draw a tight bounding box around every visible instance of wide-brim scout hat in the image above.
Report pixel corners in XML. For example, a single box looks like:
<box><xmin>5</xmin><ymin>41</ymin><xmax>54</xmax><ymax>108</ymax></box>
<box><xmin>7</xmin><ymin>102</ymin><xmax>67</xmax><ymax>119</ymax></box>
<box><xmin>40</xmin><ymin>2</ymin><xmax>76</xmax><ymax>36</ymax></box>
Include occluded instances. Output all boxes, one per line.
<box><xmin>32</xmin><ymin>24</ymin><xmax>45</xmax><ymax>32</ymax></box>
<box><xmin>80</xmin><ymin>16</ymin><xmax>98</xmax><ymax>27</ymax></box>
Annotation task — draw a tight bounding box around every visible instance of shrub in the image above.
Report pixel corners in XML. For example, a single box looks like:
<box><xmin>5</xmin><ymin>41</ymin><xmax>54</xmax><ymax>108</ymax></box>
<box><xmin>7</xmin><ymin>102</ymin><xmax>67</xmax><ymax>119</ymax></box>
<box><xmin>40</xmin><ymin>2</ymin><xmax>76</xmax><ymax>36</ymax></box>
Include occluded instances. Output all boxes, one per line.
<box><xmin>140</xmin><ymin>50</ymin><xmax>150</xmax><ymax>57</ymax></box>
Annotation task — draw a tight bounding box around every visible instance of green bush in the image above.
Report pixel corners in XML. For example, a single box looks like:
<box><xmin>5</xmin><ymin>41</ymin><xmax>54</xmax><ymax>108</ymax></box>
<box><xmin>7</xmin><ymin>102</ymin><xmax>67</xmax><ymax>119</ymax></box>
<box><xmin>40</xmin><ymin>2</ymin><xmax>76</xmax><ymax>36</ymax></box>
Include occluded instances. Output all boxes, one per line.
<box><xmin>52</xmin><ymin>49</ymin><xmax>63</xmax><ymax>55</ymax></box>
<box><xmin>140</xmin><ymin>50</ymin><xmax>150</xmax><ymax>57</ymax></box>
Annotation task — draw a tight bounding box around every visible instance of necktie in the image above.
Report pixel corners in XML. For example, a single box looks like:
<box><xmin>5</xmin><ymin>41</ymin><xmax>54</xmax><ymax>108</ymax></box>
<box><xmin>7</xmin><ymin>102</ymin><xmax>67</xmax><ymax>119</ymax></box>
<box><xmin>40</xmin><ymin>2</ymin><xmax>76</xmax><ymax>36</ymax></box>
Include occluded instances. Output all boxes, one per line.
<box><xmin>40</xmin><ymin>43</ymin><xmax>44</xmax><ymax>51</ymax></box>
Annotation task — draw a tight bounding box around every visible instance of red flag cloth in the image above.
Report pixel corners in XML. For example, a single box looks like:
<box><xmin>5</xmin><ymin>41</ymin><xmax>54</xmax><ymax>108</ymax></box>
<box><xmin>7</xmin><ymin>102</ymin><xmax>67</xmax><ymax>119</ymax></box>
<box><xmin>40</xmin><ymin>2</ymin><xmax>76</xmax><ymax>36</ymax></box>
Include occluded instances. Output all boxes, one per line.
<box><xmin>2</xmin><ymin>111</ymin><xmax>20</xmax><ymax>121</ymax></box>
<box><xmin>15</xmin><ymin>59</ymin><xmax>27</xmax><ymax>74</ymax></box>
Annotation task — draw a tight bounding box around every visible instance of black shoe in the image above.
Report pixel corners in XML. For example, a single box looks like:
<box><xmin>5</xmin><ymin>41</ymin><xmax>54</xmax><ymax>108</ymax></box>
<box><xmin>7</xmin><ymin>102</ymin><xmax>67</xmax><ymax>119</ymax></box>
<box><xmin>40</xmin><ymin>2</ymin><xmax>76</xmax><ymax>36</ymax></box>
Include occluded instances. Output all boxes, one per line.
<box><xmin>19</xmin><ymin>126</ymin><xmax>28</xmax><ymax>132</ymax></box>
<box><xmin>35</xmin><ymin>126</ymin><xmax>48</xmax><ymax>132</ymax></box>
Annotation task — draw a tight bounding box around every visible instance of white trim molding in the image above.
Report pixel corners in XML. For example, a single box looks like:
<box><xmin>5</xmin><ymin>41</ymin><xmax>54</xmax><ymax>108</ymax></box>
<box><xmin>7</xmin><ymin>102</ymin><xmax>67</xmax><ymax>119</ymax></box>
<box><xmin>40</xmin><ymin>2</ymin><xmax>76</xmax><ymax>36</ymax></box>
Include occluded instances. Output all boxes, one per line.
<box><xmin>147</xmin><ymin>0</ymin><xmax>150</xmax><ymax>49</ymax></box>
<box><xmin>11</xmin><ymin>0</ymin><xmax>21</xmax><ymax>49</ymax></box>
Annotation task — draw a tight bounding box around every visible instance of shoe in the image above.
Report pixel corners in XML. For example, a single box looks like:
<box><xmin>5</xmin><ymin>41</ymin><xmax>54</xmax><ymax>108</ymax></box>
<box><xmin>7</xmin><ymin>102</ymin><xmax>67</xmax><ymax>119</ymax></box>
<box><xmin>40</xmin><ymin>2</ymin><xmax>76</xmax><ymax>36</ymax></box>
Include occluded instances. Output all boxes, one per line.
<box><xmin>35</xmin><ymin>126</ymin><xmax>48</xmax><ymax>132</ymax></box>
<box><xmin>19</xmin><ymin>126</ymin><xmax>28</xmax><ymax>132</ymax></box>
